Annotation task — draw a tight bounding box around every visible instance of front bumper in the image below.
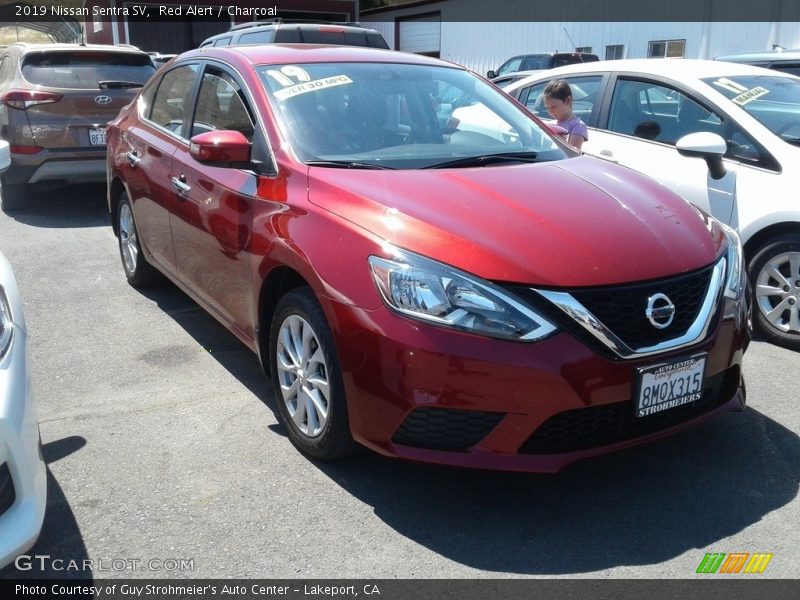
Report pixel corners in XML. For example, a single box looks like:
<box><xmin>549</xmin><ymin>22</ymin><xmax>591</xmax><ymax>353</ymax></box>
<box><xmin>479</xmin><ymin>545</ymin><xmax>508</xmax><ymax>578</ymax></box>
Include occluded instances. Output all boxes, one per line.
<box><xmin>324</xmin><ymin>291</ymin><xmax>750</xmax><ymax>473</ymax></box>
<box><xmin>0</xmin><ymin>318</ymin><xmax>47</xmax><ymax>568</ymax></box>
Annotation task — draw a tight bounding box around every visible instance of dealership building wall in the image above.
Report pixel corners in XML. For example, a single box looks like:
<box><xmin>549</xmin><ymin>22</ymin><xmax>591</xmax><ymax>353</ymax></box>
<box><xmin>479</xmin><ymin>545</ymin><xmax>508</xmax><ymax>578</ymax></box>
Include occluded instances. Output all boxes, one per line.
<box><xmin>360</xmin><ymin>0</ymin><xmax>800</xmax><ymax>76</ymax></box>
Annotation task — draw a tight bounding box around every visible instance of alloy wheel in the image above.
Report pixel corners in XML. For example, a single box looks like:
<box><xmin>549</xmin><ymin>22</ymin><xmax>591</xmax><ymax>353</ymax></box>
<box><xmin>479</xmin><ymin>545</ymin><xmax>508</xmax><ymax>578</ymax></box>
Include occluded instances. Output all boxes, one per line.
<box><xmin>119</xmin><ymin>203</ymin><xmax>138</xmax><ymax>275</ymax></box>
<box><xmin>755</xmin><ymin>250</ymin><xmax>800</xmax><ymax>333</ymax></box>
<box><xmin>275</xmin><ymin>314</ymin><xmax>331</xmax><ymax>438</ymax></box>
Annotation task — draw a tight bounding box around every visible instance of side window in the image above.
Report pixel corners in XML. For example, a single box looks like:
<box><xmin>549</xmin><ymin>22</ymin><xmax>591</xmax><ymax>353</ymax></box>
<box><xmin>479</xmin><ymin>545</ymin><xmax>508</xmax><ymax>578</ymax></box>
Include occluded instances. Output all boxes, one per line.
<box><xmin>607</xmin><ymin>79</ymin><xmax>722</xmax><ymax>145</ymax></box>
<box><xmin>148</xmin><ymin>64</ymin><xmax>199</xmax><ymax>136</ymax></box>
<box><xmin>239</xmin><ymin>31</ymin><xmax>273</xmax><ymax>45</ymax></box>
<box><xmin>190</xmin><ymin>67</ymin><xmax>255</xmax><ymax>141</ymax></box>
<box><xmin>522</xmin><ymin>75</ymin><xmax>603</xmax><ymax>125</ymax></box>
<box><xmin>521</xmin><ymin>56</ymin><xmax>548</xmax><ymax>70</ymax></box>
<box><xmin>213</xmin><ymin>37</ymin><xmax>232</xmax><ymax>47</ymax></box>
<box><xmin>772</xmin><ymin>63</ymin><xmax>800</xmax><ymax>77</ymax></box>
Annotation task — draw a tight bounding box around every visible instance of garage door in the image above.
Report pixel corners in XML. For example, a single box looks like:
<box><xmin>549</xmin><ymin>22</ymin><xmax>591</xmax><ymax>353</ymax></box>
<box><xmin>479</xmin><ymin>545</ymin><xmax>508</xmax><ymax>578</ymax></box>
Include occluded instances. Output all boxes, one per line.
<box><xmin>398</xmin><ymin>14</ymin><xmax>441</xmax><ymax>57</ymax></box>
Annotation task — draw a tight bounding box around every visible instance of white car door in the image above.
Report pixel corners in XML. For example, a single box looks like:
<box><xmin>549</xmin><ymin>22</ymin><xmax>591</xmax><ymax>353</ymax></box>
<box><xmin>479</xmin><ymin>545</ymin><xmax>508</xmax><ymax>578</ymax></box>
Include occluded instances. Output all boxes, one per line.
<box><xmin>586</xmin><ymin>77</ymin><xmax>740</xmax><ymax>222</ymax></box>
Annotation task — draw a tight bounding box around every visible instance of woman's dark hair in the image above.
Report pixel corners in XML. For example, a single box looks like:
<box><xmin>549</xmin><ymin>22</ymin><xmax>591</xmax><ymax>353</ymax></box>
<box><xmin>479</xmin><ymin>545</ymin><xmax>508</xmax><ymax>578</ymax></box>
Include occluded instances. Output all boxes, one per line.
<box><xmin>543</xmin><ymin>79</ymin><xmax>573</xmax><ymax>102</ymax></box>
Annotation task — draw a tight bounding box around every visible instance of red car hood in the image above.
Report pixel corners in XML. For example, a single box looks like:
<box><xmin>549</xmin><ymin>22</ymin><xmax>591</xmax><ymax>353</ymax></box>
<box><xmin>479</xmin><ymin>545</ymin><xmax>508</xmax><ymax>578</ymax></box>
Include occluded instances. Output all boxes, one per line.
<box><xmin>307</xmin><ymin>156</ymin><xmax>723</xmax><ymax>287</ymax></box>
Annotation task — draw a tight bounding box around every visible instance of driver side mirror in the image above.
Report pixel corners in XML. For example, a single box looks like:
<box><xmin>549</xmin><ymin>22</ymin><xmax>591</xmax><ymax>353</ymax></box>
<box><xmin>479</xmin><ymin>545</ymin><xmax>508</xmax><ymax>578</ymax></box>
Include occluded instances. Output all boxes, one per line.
<box><xmin>190</xmin><ymin>130</ymin><xmax>251</xmax><ymax>168</ymax></box>
<box><xmin>676</xmin><ymin>132</ymin><xmax>727</xmax><ymax>180</ymax></box>
<box><xmin>486</xmin><ymin>70</ymin><xmax>497</xmax><ymax>79</ymax></box>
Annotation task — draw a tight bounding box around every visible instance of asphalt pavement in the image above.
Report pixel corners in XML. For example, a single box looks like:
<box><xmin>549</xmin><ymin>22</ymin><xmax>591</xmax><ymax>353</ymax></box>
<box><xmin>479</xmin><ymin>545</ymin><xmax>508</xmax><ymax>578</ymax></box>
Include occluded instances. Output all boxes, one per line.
<box><xmin>0</xmin><ymin>185</ymin><xmax>797</xmax><ymax>580</ymax></box>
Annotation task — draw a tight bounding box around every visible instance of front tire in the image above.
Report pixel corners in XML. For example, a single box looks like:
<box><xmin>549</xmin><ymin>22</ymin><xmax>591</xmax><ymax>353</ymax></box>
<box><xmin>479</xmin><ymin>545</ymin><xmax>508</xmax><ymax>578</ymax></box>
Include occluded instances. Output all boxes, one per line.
<box><xmin>268</xmin><ymin>287</ymin><xmax>356</xmax><ymax>460</ymax></box>
<box><xmin>116</xmin><ymin>192</ymin><xmax>161</xmax><ymax>287</ymax></box>
<box><xmin>747</xmin><ymin>234</ymin><xmax>800</xmax><ymax>350</ymax></box>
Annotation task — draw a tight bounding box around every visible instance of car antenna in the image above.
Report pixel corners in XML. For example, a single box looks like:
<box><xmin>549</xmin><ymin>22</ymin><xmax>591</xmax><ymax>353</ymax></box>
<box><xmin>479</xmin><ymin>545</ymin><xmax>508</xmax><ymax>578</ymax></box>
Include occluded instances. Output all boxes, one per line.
<box><xmin>562</xmin><ymin>26</ymin><xmax>577</xmax><ymax>51</ymax></box>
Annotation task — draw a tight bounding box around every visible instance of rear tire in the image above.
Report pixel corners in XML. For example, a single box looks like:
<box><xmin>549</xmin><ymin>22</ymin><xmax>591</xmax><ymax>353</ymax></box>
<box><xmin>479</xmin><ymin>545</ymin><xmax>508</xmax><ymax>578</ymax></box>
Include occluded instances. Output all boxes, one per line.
<box><xmin>268</xmin><ymin>287</ymin><xmax>356</xmax><ymax>460</ymax></box>
<box><xmin>116</xmin><ymin>192</ymin><xmax>161</xmax><ymax>287</ymax></box>
<box><xmin>0</xmin><ymin>176</ymin><xmax>25</xmax><ymax>213</ymax></box>
<box><xmin>747</xmin><ymin>233</ymin><xmax>800</xmax><ymax>350</ymax></box>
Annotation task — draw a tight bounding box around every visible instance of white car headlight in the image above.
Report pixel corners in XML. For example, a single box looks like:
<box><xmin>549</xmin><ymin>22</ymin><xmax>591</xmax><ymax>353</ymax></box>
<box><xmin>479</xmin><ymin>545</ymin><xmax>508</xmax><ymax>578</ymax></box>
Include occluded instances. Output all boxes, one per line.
<box><xmin>0</xmin><ymin>285</ymin><xmax>13</xmax><ymax>358</ymax></box>
<box><xmin>369</xmin><ymin>250</ymin><xmax>557</xmax><ymax>342</ymax></box>
<box><xmin>720</xmin><ymin>223</ymin><xmax>744</xmax><ymax>300</ymax></box>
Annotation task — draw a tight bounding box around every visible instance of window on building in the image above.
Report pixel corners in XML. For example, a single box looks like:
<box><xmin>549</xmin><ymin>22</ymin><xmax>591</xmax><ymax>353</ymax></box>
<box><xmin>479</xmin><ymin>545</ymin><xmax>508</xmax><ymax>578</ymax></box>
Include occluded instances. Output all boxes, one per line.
<box><xmin>606</xmin><ymin>45</ymin><xmax>624</xmax><ymax>60</ymax></box>
<box><xmin>575</xmin><ymin>46</ymin><xmax>592</xmax><ymax>53</ymax></box>
<box><xmin>648</xmin><ymin>40</ymin><xmax>686</xmax><ymax>58</ymax></box>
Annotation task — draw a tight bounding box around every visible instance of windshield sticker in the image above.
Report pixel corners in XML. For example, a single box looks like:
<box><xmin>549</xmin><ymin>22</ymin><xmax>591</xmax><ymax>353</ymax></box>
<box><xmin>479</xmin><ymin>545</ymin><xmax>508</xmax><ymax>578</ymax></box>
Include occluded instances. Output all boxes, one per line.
<box><xmin>731</xmin><ymin>86</ymin><xmax>769</xmax><ymax>106</ymax></box>
<box><xmin>273</xmin><ymin>75</ymin><xmax>353</xmax><ymax>100</ymax></box>
<box><xmin>280</xmin><ymin>66</ymin><xmax>311</xmax><ymax>82</ymax></box>
<box><xmin>712</xmin><ymin>78</ymin><xmax>749</xmax><ymax>94</ymax></box>
<box><xmin>265</xmin><ymin>69</ymin><xmax>294</xmax><ymax>87</ymax></box>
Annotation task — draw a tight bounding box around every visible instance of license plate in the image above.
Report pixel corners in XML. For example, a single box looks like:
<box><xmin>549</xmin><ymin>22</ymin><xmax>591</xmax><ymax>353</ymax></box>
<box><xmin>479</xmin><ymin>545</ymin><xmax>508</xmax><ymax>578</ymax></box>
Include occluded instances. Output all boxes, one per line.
<box><xmin>89</xmin><ymin>128</ymin><xmax>106</xmax><ymax>146</ymax></box>
<box><xmin>635</xmin><ymin>355</ymin><xmax>706</xmax><ymax>418</ymax></box>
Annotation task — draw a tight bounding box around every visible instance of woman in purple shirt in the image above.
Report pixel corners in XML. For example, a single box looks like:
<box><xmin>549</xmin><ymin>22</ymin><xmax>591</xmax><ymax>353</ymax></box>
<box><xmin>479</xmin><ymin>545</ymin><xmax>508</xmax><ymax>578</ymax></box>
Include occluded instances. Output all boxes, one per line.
<box><xmin>543</xmin><ymin>79</ymin><xmax>588</xmax><ymax>151</ymax></box>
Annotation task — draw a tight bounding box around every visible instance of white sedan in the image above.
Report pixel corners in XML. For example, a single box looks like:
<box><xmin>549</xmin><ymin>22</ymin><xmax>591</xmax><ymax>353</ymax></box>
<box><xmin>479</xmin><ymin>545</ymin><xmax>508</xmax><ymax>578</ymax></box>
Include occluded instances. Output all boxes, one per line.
<box><xmin>504</xmin><ymin>59</ymin><xmax>800</xmax><ymax>350</ymax></box>
<box><xmin>0</xmin><ymin>247</ymin><xmax>47</xmax><ymax>568</ymax></box>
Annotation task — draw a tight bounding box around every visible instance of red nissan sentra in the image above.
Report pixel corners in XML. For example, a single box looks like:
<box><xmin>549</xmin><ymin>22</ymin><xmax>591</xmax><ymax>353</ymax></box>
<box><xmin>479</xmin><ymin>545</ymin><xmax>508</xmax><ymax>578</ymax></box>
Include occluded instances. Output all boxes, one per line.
<box><xmin>106</xmin><ymin>45</ymin><xmax>750</xmax><ymax>472</ymax></box>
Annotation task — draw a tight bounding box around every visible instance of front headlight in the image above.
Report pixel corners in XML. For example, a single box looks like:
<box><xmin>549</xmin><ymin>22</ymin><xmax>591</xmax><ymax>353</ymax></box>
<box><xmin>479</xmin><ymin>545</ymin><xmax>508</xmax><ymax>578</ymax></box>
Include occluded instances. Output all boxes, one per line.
<box><xmin>368</xmin><ymin>250</ymin><xmax>557</xmax><ymax>342</ymax></box>
<box><xmin>0</xmin><ymin>285</ymin><xmax>13</xmax><ymax>358</ymax></box>
<box><xmin>720</xmin><ymin>223</ymin><xmax>744</xmax><ymax>300</ymax></box>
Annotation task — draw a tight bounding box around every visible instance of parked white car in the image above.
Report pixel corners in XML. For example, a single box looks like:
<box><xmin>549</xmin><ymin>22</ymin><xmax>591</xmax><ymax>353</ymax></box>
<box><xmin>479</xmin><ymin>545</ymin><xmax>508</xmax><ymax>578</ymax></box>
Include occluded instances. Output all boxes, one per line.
<box><xmin>0</xmin><ymin>248</ymin><xmax>46</xmax><ymax>568</ymax></box>
<box><xmin>503</xmin><ymin>59</ymin><xmax>800</xmax><ymax>349</ymax></box>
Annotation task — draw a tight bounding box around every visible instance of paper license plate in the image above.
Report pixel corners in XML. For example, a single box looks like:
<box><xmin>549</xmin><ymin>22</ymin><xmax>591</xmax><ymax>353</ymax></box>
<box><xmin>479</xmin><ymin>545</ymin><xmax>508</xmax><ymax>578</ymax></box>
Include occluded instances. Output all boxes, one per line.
<box><xmin>635</xmin><ymin>355</ymin><xmax>706</xmax><ymax>418</ymax></box>
<box><xmin>89</xmin><ymin>128</ymin><xmax>106</xmax><ymax>146</ymax></box>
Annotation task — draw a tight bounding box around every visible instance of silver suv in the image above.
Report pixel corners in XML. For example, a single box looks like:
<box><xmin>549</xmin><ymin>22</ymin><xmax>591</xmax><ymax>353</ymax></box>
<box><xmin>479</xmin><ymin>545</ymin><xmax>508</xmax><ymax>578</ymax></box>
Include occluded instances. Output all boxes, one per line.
<box><xmin>199</xmin><ymin>21</ymin><xmax>389</xmax><ymax>49</ymax></box>
<box><xmin>715</xmin><ymin>49</ymin><xmax>800</xmax><ymax>76</ymax></box>
<box><xmin>0</xmin><ymin>43</ymin><xmax>155</xmax><ymax>211</ymax></box>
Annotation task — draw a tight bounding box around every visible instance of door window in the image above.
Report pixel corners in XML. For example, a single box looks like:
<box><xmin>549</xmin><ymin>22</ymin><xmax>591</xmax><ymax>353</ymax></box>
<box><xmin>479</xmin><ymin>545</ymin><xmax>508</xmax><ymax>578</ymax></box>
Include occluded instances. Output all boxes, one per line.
<box><xmin>522</xmin><ymin>75</ymin><xmax>603</xmax><ymax>124</ymax></box>
<box><xmin>607</xmin><ymin>79</ymin><xmax>723</xmax><ymax>144</ymax></box>
<box><xmin>148</xmin><ymin>64</ymin><xmax>199</xmax><ymax>136</ymax></box>
<box><xmin>190</xmin><ymin>67</ymin><xmax>255</xmax><ymax>140</ymax></box>
<box><xmin>607</xmin><ymin>78</ymin><xmax>772</xmax><ymax>168</ymax></box>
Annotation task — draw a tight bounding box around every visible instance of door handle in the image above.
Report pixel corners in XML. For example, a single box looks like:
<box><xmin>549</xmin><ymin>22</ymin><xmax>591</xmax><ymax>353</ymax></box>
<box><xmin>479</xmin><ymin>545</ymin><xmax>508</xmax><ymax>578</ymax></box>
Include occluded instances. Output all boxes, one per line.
<box><xmin>598</xmin><ymin>149</ymin><xmax>618</xmax><ymax>163</ymax></box>
<box><xmin>126</xmin><ymin>151</ymin><xmax>141</xmax><ymax>167</ymax></box>
<box><xmin>171</xmin><ymin>175</ymin><xmax>191</xmax><ymax>194</ymax></box>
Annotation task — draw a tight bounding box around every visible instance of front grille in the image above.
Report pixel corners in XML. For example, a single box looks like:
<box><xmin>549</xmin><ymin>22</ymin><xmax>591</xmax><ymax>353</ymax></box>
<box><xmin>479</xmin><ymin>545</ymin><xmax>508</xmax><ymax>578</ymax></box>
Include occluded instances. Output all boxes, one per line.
<box><xmin>569</xmin><ymin>264</ymin><xmax>715</xmax><ymax>350</ymax></box>
<box><xmin>0</xmin><ymin>463</ymin><xmax>15</xmax><ymax>517</ymax></box>
<box><xmin>392</xmin><ymin>407</ymin><xmax>505</xmax><ymax>452</ymax></box>
<box><xmin>518</xmin><ymin>366</ymin><xmax>739</xmax><ymax>455</ymax></box>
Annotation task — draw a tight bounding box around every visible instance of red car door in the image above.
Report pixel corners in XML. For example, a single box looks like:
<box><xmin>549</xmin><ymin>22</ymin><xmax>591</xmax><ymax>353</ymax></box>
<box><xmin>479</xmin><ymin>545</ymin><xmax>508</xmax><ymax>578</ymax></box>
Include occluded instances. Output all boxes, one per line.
<box><xmin>125</xmin><ymin>63</ymin><xmax>199</xmax><ymax>275</ymax></box>
<box><xmin>169</xmin><ymin>65</ymin><xmax>259</xmax><ymax>338</ymax></box>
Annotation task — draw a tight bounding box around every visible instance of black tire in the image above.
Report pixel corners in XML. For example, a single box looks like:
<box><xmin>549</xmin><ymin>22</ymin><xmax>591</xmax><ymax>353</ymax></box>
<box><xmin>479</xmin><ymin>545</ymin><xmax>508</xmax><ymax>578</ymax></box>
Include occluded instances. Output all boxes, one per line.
<box><xmin>747</xmin><ymin>233</ymin><xmax>800</xmax><ymax>350</ymax></box>
<box><xmin>0</xmin><ymin>176</ymin><xmax>25</xmax><ymax>213</ymax></box>
<box><xmin>268</xmin><ymin>287</ymin><xmax>356</xmax><ymax>460</ymax></box>
<box><xmin>116</xmin><ymin>192</ymin><xmax>161</xmax><ymax>287</ymax></box>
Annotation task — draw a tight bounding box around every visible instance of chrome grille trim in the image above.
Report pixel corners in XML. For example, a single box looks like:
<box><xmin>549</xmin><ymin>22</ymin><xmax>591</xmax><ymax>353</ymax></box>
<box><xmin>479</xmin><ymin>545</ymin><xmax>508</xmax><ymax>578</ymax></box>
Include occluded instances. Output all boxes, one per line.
<box><xmin>532</xmin><ymin>257</ymin><xmax>726</xmax><ymax>359</ymax></box>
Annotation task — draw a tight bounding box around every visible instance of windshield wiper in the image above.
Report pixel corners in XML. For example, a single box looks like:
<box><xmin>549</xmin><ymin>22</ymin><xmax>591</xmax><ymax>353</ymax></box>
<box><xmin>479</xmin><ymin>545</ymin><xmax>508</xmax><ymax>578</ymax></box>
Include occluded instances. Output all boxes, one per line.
<box><xmin>305</xmin><ymin>160</ymin><xmax>396</xmax><ymax>170</ymax></box>
<box><xmin>99</xmin><ymin>80</ymin><xmax>144</xmax><ymax>89</ymax></box>
<box><xmin>421</xmin><ymin>151</ymin><xmax>540</xmax><ymax>169</ymax></box>
<box><xmin>782</xmin><ymin>137</ymin><xmax>800</xmax><ymax>146</ymax></box>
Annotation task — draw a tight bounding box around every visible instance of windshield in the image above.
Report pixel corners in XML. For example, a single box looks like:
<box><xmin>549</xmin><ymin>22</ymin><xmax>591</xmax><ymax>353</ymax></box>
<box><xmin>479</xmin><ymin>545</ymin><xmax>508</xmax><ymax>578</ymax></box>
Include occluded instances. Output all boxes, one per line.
<box><xmin>257</xmin><ymin>62</ymin><xmax>568</xmax><ymax>169</ymax></box>
<box><xmin>702</xmin><ymin>74</ymin><xmax>800</xmax><ymax>144</ymax></box>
